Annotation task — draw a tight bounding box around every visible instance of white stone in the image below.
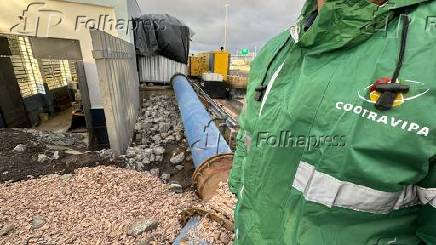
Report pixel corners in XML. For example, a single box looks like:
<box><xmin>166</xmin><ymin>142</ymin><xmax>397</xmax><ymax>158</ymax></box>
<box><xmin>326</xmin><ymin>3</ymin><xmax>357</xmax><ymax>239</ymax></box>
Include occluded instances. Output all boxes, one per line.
<box><xmin>127</xmin><ymin>219</ymin><xmax>158</xmax><ymax>237</ymax></box>
<box><xmin>37</xmin><ymin>154</ymin><xmax>48</xmax><ymax>163</ymax></box>
<box><xmin>65</xmin><ymin>150</ymin><xmax>83</xmax><ymax>155</ymax></box>
<box><xmin>169</xmin><ymin>184</ymin><xmax>183</xmax><ymax>194</ymax></box>
<box><xmin>53</xmin><ymin>151</ymin><xmax>60</xmax><ymax>160</ymax></box>
<box><xmin>150</xmin><ymin>168</ymin><xmax>159</xmax><ymax>177</ymax></box>
<box><xmin>31</xmin><ymin>215</ymin><xmax>46</xmax><ymax>229</ymax></box>
<box><xmin>161</xmin><ymin>173</ymin><xmax>170</xmax><ymax>182</ymax></box>
<box><xmin>60</xmin><ymin>174</ymin><xmax>73</xmax><ymax>181</ymax></box>
<box><xmin>13</xmin><ymin>144</ymin><xmax>26</xmax><ymax>152</ymax></box>
<box><xmin>170</xmin><ymin>152</ymin><xmax>185</xmax><ymax>164</ymax></box>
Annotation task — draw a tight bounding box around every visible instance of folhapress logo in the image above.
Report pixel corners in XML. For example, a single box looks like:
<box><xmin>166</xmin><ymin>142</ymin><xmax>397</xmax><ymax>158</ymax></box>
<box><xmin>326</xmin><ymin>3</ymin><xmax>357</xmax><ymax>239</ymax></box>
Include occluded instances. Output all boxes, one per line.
<box><xmin>9</xmin><ymin>2</ymin><xmax>63</xmax><ymax>37</ymax></box>
<box><xmin>256</xmin><ymin>131</ymin><xmax>346</xmax><ymax>150</ymax></box>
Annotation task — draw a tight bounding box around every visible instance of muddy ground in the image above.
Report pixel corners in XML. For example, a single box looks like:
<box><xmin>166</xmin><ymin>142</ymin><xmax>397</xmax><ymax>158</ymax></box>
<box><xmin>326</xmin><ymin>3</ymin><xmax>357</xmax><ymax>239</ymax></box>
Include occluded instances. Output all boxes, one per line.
<box><xmin>0</xmin><ymin>129</ymin><xmax>125</xmax><ymax>184</ymax></box>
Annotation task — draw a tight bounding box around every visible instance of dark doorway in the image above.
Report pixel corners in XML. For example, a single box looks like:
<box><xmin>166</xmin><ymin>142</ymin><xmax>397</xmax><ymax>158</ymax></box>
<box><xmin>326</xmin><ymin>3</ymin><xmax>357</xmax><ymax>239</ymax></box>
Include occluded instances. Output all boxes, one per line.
<box><xmin>0</xmin><ymin>57</ymin><xmax>31</xmax><ymax>128</ymax></box>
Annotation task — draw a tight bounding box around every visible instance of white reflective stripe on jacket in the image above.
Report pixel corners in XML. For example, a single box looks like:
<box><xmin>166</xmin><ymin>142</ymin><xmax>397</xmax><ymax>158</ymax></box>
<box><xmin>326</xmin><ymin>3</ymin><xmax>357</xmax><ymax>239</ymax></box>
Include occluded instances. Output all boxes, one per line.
<box><xmin>291</xmin><ymin>161</ymin><xmax>435</xmax><ymax>214</ymax></box>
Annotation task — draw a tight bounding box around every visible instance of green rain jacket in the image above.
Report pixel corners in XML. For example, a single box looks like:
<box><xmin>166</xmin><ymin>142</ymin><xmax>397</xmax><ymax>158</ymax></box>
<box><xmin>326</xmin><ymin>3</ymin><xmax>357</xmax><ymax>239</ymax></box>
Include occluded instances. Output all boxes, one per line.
<box><xmin>229</xmin><ymin>0</ymin><xmax>436</xmax><ymax>244</ymax></box>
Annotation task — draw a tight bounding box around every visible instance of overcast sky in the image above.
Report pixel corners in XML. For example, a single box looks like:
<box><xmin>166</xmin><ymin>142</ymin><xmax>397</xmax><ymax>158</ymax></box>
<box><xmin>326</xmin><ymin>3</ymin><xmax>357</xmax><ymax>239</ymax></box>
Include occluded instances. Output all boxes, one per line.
<box><xmin>137</xmin><ymin>0</ymin><xmax>305</xmax><ymax>54</ymax></box>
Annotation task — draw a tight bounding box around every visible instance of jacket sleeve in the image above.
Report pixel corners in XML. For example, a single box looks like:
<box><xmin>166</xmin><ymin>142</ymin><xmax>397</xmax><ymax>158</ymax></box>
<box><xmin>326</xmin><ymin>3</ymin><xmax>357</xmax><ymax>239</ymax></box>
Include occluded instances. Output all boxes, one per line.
<box><xmin>228</xmin><ymin>130</ymin><xmax>247</xmax><ymax>194</ymax></box>
<box><xmin>416</xmin><ymin>157</ymin><xmax>436</xmax><ymax>244</ymax></box>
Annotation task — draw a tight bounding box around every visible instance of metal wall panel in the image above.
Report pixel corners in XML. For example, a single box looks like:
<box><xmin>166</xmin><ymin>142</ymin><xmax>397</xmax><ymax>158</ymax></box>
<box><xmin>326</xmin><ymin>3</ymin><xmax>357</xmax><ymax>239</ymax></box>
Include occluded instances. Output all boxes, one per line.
<box><xmin>138</xmin><ymin>55</ymin><xmax>187</xmax><ymax>84</ymax></box>
<box><xmin>91</xmin><ymin>29</ymin><xmax>140</xmax><ymax>156</ymax></box>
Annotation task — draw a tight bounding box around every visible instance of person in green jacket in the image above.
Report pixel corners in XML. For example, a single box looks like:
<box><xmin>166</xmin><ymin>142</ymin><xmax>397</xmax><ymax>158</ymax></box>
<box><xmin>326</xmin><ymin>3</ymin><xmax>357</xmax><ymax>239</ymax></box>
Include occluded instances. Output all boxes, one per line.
<box><xmin>229</xmin><ymin>0</ymin><xmax>436</xmax><ymax>244</ymax></box>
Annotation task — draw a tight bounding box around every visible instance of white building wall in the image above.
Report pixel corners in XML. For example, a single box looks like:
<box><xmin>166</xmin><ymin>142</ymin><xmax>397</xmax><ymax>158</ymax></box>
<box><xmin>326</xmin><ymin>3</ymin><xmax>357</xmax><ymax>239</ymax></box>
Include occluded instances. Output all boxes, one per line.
<box><xmin>62</xmin><ymin>0</ymin><xmax>141</xmax><ymax>43</ymax></box>
<box><xmin>0</xmin><ymin>0</ymin><xmax>141</xmax><ymax>109</ymax></box>
<box><xmin>126</xmin><ymin>0</ymin><xmax>142</xmax><ymax>44</ymax></box>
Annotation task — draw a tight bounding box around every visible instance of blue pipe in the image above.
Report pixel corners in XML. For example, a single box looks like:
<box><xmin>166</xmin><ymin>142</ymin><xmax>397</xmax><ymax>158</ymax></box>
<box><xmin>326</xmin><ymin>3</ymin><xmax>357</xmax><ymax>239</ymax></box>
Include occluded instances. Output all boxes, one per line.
<box><xmin>171</xmin><ymin>75</ymin><xmax>232</xmax><ymax>244</ymax></box>
<box><xmin>173</xmin><ymin>216</ymin><xmax>207</xmax><ymax>245</ymax></box>
<box><xmin>172</xmin><ymin>74</ymin><xmax>232</xmax><ymax>169</ymax></box>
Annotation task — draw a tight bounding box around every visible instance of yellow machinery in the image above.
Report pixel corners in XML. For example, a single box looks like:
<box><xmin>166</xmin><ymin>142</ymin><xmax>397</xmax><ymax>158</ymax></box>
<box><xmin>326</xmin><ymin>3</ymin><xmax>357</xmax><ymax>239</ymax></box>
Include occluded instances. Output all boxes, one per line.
<box><xmin>189</xmin><ymin>50</ymin><xmax>230</xmax><ymax>81</ymax></box>
<box><xmin>189</xmin><ymin>53</ymin><xmax>209</xmax><ymax>78</ymax></box>
<box><xmin>188</xmin><ymin>50</ymin><xmax>248</xmax><ymax>99</ymax></box>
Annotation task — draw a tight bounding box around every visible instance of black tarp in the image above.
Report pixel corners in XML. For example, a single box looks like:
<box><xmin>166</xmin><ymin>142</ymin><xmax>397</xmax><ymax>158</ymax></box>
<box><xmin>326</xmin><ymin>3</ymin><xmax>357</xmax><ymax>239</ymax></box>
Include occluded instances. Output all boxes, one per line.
<box><xmin>134</xmin><ymin>14</ymin><xmax>191</xmax><ymax>64</ymax></box>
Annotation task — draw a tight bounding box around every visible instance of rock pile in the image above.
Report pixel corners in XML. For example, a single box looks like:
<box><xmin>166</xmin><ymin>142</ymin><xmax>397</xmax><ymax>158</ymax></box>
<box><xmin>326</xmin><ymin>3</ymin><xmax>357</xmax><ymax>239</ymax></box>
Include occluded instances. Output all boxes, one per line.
<box><xmin>123</xmin><ymin>95</ymin><xmax>186</xmax><ymax>171</ymax></box>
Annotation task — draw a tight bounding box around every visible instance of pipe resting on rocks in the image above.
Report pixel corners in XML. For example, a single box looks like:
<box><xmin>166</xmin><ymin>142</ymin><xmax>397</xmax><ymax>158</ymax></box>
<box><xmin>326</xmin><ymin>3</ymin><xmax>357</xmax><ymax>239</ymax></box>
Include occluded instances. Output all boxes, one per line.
<box><xmin>172</xmin><ymin>74</ymin><xmax>233</xmax><ymax>200</ymax></box>
<box><xmin>171</xmin><ymin>74</ymin><xmax>234</xmax><ymax>244</ymax></box>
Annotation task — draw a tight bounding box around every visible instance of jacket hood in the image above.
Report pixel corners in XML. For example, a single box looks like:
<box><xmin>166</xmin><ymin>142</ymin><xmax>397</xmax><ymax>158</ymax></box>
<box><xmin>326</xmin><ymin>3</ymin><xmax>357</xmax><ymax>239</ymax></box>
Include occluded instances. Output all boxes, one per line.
<box><xmin>296</xmin><ymin>0</ymin><xmax>434</xmax><ymax>54</ymax></box>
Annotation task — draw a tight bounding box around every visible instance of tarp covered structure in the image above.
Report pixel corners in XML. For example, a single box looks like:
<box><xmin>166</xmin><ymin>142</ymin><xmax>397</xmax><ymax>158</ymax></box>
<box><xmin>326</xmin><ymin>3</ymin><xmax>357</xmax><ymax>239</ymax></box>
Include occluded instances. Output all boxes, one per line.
<box><xmin>134</xmin><ymin>14</ymin><xmax>191</xmax><ymax>64</ymax></box>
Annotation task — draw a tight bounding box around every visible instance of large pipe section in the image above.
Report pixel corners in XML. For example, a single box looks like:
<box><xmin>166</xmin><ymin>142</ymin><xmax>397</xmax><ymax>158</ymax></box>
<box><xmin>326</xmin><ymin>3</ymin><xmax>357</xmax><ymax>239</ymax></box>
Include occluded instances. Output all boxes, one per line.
<box><xmin>172</xmin><ymin>74</ymin><xmax>234</xmax><ymax>245</ymax></box>
<box><xmin>172</xmin><ymin>74</ymin><xmax>232</xmax><ymax>168</ymax></box>
<box><xmin>172</xmin><ymin>74</ymin><xmax>233</xmax><ymax>200</ymax></box>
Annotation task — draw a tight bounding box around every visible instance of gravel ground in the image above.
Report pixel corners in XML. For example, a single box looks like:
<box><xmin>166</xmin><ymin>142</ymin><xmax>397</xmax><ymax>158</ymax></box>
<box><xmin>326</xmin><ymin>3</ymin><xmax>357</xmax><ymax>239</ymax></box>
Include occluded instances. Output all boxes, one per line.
<box><xmin>184</xmin><ymin>183</ymin><xmax>236</xmax><ymax>245</ymax></box>
<box><xmin>206</xmin><ymin>183</ymin><xmax>237</xmax><ymax>219</ymax></box>
<box><xmin>187</xmin><ymin>218</ymin><xmax>233</xmax><ymax>245</ymax></box>
<box><xmin>0</xmin><ymin>91</ymin><xmax>238</xmax><ymax>244</ymax></box>
<box><xmin>0</xmin><ymin>166</ymin><xmax>198</xmax><ymax>244</ymax></box>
